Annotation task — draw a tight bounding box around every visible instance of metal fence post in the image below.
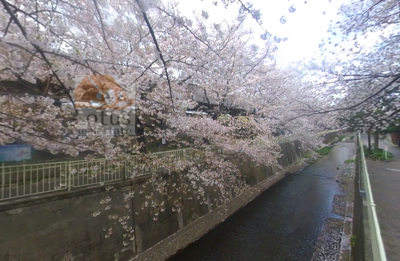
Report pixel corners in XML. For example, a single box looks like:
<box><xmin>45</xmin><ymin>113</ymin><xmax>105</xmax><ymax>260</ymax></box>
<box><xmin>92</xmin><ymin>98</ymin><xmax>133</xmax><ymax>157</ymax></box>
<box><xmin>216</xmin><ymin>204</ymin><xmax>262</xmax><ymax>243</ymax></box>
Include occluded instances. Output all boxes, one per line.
<box><xmin>1</xmin><ymin>163</ymin><xmax>4</xmax><ymax>199</ymax></box>
<box><xmin>68</xmin><ymin>161</ymin><xmax>72</xmax><ymax>191</ymax></box>
<box><xmin>177</xmin><ymin>208</ymin><xmax>184</xmax><ymax>229</ymax></box>
<box><xmin>22</xmin><ymin>161</ymin><xmax>26</xmax><ymax>195</ymax></box>
<box><xmin>123</xmin><ymin>160</ymin><xmax>127</xmax><ymax>182</ymax></box>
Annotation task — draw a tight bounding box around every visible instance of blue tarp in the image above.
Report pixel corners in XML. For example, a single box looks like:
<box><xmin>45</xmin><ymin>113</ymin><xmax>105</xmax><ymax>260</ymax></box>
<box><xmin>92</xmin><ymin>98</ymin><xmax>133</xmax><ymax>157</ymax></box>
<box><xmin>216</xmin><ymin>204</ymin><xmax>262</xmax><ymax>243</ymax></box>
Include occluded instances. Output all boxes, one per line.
<box><xmin>0</xmin><ymin>145</ymin><xmax>31</xmax><ymax>162</ymax></box>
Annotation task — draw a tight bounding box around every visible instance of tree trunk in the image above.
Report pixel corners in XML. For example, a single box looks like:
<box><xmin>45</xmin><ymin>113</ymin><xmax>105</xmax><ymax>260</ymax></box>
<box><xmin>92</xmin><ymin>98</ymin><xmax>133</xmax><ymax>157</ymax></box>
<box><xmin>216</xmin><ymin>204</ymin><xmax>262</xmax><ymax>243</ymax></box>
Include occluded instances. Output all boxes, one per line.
<box><xmin>374</xmin><ymin>131</ymin><xmax>379</xmax><ymax>150</ymax></box>
<box><xmin>367</xmin><ymin>129</ymin><xmax>372</xmax><ymax>154</ymax></box>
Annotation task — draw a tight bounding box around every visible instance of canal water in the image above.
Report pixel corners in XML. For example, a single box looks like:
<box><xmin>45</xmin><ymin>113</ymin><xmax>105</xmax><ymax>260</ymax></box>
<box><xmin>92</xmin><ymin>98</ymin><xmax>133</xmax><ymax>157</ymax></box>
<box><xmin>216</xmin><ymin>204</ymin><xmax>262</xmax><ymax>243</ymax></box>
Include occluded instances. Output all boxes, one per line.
<box><xmin>169</xmin><ymin>142</ymin><xmax>355</xmax><ymax>261</ymax></box>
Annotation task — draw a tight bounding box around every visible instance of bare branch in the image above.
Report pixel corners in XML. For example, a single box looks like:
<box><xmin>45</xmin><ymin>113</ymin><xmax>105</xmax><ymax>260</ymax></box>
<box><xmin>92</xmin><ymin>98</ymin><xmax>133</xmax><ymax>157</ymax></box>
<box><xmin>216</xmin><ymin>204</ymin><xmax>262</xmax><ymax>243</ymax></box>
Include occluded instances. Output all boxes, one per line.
<box><xmin>92</xmin><ymin>0</ymin><xmax>113</xmax><ymax>52</ymax></box>
<box><xmin>136</xmin><ymin>1</ymin><xmax>175</xmax><ymax>110</ymax></box>
<box><xmin>288</xmin><ymin>75</ymin><xmax>400</xmax><ymax>121</ymax></box>
<box><xmin>1</xmin><ymin>0</ymin><xmax>77</xmax><ymax>110</ymax></box>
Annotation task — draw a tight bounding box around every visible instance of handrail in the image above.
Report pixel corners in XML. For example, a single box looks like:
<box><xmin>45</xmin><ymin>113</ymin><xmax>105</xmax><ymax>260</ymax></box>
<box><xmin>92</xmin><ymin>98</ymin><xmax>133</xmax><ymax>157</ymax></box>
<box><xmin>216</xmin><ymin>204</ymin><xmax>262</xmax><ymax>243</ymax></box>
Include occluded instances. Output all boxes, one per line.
<box><xmin>1</xmin><ymin>148</ymin><xmax>193</xmax><ymax>166</ymax></box>
<box><xmin>0</xmin><ymin>148</ymin><xmax>194</xmax><ymax>201</ymax></box>
<box><xmin>357</xmin><ymin>132</ymin><xmax>387</xmax><ymax>261</ymax></box>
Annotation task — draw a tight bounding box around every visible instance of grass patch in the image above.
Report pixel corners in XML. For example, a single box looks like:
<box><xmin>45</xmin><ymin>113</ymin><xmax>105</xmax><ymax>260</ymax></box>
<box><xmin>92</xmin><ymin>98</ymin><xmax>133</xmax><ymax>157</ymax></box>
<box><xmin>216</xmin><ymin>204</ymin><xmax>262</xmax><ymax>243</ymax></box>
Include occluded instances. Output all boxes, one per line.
<box><xmin>363</xmin><ymin>145</ymin><xmax>394</xmax><ymax>161</ymax></box>
<box><xmin>316</xmin><ymin>146</ymin><xmax>332</xmax><ymax>155</ymax></box>
<box><xmin>351</xmin><ymin>235</ymin><xmax>357</xmax><ymax>248</ymax></box>
<box><xmin>303</xmin><ymin>151</ymin><xmax>312</xmax><ymax>158</ymax></box>
<box><xmin>338</xmin><ymin>135</ymin><xmax>346</xmax><ymax>142</ymax></box>
<box><xmin>344</xmin><ymin>159</ymin><xmax>355</xmax><ymax>164</ymax></box>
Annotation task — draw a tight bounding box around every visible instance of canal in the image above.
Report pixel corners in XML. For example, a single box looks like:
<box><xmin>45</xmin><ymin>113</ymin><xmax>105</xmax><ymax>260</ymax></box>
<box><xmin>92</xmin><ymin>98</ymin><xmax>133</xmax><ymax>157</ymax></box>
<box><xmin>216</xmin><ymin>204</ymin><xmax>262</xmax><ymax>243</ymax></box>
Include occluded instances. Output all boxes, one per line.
<box><xmin>169</xmin><ymin>142</ymin><xmax>355</xmax><ymax>261</ymax></box>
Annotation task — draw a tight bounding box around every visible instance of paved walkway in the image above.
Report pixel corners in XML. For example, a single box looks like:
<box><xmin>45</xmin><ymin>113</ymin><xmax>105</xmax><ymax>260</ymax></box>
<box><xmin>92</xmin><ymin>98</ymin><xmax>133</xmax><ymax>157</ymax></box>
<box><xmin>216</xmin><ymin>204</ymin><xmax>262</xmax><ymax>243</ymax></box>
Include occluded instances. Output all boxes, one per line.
<box><xmin>367</xmin><ymin>136</ymin><xmax>400</xmax><ymax>261</ymax></box>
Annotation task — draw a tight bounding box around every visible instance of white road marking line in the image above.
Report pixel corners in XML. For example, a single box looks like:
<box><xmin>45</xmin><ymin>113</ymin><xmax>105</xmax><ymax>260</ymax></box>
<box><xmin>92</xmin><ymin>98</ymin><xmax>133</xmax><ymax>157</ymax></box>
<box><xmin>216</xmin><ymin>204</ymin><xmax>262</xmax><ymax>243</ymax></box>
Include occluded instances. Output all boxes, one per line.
<box><xmin>384</xmin><ymin>168</ymin><xmax>400</xmax><ymax>172</ymax></box>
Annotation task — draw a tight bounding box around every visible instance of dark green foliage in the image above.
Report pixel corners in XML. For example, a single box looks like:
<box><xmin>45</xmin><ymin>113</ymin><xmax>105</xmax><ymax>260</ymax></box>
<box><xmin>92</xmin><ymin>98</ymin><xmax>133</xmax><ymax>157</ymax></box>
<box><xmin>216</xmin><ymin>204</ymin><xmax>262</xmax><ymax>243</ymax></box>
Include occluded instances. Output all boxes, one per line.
<box><xmin>351</xmin><ymin>235</ymin><xmax>357</xmax><ymax>248</ymax></box>
<box><xmin>363</xmin><ymin>145</ymin><xmax>394</xmax><ymax>161</ymax></box>
<box><xmin>303</xmin><ymin>151</ymin><xmax>312</xmax><ymax>158</ymax></box>
<box><xmin>344</xmin><ymin>159</ymin><xmax>355</xmax><ymax>164</ymax></box>
<box><xmin>383</xmin><ymin>124</ymin><xmax>400</xmax><ymax>133</ymax></box>
<box><xmin>316</xmin><ymin>146</ymin><xmax>332</xmax><ymax>155</ymax></box>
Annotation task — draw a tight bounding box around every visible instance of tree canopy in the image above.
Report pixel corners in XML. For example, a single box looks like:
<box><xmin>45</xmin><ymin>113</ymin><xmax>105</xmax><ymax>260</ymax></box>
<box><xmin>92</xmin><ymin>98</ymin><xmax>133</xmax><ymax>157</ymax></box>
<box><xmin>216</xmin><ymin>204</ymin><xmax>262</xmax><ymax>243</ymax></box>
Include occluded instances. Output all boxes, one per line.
<box><xmin>0</xmin><ymin>0</ymin><xmax>398</xmax><ymax>187</ymax></box>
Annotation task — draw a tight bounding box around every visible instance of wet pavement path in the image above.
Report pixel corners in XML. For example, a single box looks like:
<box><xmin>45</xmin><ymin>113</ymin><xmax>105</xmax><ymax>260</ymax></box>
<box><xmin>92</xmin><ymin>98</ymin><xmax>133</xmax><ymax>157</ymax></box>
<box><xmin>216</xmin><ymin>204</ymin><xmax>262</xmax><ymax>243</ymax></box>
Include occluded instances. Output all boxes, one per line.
<box><xmin>367</xmin><ymin>137</ymin><xmax>400</xmax><ymax>261</ymax></box>
<box><xmin>169</xmin><ymin>142</ymin><xmax>355</xmax><ymax>261</ymax></box>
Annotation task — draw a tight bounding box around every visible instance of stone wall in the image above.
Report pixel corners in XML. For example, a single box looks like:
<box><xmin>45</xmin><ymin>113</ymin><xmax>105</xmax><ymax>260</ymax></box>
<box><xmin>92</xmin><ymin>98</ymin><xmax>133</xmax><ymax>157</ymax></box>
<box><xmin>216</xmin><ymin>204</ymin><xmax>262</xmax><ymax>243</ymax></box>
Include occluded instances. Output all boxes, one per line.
<box><xmin>0</xmin><ymin>185</ymin><xmax>134</xmax><ymax>261</ymax></box>
<box><xmin>0</xmin><ymin>141</ymin><xmax>304</xmax><ymax>261</ymax></box>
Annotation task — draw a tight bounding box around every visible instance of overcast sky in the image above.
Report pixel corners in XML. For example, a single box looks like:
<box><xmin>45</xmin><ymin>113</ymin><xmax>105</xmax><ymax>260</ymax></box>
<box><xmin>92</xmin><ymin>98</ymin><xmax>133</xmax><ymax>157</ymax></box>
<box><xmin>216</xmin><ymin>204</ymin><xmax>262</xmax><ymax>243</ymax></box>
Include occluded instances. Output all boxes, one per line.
<box><xmin>169</xmin><ymin>0</ymin><xmax>345</xmax><ymax>66</ymax></box>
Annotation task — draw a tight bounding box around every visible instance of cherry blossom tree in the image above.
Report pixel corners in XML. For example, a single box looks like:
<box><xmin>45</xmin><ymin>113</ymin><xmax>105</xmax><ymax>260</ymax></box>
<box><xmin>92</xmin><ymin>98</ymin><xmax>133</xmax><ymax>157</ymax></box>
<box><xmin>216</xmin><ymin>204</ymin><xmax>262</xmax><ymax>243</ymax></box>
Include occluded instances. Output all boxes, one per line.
<box><xmin>0</xmin><ymin>0</ymin><xmax>339</xmax><ymax>250</ymax></box>
<box><xmin>303</xmin><ymin>0</ymin><xmax>400</xmax><ymax>134</ymax></box>
<box><xmin>0</xmin><ymin>0</ymin><xmax>333</xmax><ymax>214</ymax></box>
<box><xmin>0</xmin><ymin>0</ymin><xmax>325</xmax><ymax>156</ymax></box>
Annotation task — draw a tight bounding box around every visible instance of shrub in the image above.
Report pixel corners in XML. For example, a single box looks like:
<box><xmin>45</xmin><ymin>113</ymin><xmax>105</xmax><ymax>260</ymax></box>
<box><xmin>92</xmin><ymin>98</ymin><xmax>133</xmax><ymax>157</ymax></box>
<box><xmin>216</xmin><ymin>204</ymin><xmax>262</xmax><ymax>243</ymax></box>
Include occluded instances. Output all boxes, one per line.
<box><xmin>362</xmin><ymin>145</ymin><xmax>394</xmax><ymax>161</ymax></box>
<box><xmin>316</xmin><ymin>146</ymin><xmax>332</xmax><ymax>155</ymax></box>
<box><xmin>344</xmin><ymin>159</ymin><xmax>355</xmax><ymax>164</ymax></box>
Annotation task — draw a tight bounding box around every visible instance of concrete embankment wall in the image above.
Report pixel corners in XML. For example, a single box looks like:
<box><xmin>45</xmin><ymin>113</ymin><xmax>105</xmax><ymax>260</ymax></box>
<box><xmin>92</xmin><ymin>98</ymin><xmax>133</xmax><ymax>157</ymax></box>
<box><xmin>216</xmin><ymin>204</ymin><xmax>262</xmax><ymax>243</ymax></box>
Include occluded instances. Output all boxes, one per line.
<box><xmin>0</xmin><ymin>141</ymin><xmax>305</xmax><ymax>261</ymax></box>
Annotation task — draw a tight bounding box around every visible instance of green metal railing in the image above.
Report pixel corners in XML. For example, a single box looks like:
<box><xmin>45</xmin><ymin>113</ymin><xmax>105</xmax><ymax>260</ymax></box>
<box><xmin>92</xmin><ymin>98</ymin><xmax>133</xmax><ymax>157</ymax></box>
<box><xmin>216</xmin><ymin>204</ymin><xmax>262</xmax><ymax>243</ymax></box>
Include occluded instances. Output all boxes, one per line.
<box><xmin>356</xmin><ymin>132</ymin><xmax>387</xmax><ymax>261</ymax></box>
<box><xmin>0</xmin><ymin>148</ymin><xmax>193</xmax><ymax>201</ymax></box>
<box><xmin>0</xmin><ymin>131</ymin><xmax>343</xmax><ymax>202</ymax></box>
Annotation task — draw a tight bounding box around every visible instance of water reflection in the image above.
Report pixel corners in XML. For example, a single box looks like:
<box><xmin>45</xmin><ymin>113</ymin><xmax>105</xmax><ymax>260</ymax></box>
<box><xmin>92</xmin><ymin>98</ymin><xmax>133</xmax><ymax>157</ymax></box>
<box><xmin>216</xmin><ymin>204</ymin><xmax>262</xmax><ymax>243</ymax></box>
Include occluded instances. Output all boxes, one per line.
<box><xmin>169</xmin><ymin>143</ymin><xmax>354</xmax><ymax>261</ymax></box>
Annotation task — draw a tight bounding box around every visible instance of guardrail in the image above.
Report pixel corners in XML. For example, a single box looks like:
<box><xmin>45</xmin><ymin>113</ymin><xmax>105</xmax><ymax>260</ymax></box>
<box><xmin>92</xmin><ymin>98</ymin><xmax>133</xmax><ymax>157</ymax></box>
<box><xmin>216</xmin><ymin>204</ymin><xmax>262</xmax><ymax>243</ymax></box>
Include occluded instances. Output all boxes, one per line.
<box><xmin>0</xmin><ymin>148</ymin><xmax>194</xmax><ymax>201</ymax></box>
<box><xmin>356</xmin><ymin>132</ymin><xmax>387</xmax><ymax>261</ymax></box>
<box><xmin>0</xmin><ymin>135</ymin><xmax>319</xmax><ymax>203</ymax></box>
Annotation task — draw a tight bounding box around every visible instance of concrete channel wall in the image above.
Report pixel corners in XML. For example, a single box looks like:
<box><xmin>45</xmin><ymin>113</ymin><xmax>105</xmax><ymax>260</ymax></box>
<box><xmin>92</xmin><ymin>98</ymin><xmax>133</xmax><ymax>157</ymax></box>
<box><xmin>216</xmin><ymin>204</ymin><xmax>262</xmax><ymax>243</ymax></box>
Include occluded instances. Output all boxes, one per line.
<box><xmin>0</xmin><ymin>141</ymin><xmax>305</xmax><ymax>261</ymax></box>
